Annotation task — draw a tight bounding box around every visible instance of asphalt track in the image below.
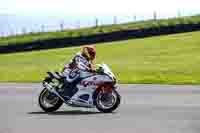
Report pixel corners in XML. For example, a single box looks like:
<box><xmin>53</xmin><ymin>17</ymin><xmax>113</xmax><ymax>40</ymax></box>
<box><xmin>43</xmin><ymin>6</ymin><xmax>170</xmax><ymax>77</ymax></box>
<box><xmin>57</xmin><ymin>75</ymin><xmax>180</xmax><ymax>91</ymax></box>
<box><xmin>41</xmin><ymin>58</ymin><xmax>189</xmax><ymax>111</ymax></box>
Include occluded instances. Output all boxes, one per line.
<box><xmin>1</xmin><ymin>83</ymin><xmax>200</xmax><ymax>133</ymax></box>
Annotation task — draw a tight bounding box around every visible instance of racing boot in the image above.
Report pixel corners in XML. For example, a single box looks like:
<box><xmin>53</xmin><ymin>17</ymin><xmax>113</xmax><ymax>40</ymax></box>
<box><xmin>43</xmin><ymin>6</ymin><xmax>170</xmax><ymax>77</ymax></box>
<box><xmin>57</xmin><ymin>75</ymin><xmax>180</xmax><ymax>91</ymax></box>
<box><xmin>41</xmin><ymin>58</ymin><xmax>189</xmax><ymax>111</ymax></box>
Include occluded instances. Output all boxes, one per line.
<box><xmin>63</xmin><ymin>80</ymin><xmax>78</xmax><ymax>101</ymax></box>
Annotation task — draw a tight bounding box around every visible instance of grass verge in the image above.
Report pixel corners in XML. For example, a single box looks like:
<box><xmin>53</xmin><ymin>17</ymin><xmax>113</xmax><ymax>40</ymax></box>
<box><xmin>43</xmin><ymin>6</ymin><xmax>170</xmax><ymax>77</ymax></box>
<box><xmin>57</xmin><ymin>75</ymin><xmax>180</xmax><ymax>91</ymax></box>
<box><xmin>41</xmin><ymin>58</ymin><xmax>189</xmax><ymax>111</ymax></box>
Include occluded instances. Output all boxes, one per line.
<box><xmin>0</xmin><ymin>31</ymin><xmax>200</xmax><ymax>84</ymax></box>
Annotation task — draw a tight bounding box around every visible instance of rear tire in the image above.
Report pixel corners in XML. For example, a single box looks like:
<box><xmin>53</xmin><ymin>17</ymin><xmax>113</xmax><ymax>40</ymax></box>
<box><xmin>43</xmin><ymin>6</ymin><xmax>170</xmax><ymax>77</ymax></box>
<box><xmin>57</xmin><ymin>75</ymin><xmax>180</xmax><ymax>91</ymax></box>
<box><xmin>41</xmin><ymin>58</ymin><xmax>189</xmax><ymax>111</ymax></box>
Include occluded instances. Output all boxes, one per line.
<box><xmin>38</xmin><ymin>88</ymin><xmax>63</xmax><ymax>112</ymax></box>
<box><xmin>94</xmin><ymin>89</ymin><xmax>121</xmax><ymax>113</ymax></box>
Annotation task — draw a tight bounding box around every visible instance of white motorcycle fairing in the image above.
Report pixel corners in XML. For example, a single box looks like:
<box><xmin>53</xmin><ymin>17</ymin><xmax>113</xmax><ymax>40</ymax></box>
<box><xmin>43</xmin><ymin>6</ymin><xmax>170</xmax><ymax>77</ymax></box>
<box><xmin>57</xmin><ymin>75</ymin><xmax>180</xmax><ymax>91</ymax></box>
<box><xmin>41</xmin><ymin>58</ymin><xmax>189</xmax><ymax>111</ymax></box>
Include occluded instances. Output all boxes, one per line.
<box><xmin>68</xmin><ymin>74</ymin><xmax>113</xmax><ymax>108</ymax></box>
<box><xmin>67</xmin><ymin>64</ymin><xmax>115</xmax><ymax>108</ymax></box>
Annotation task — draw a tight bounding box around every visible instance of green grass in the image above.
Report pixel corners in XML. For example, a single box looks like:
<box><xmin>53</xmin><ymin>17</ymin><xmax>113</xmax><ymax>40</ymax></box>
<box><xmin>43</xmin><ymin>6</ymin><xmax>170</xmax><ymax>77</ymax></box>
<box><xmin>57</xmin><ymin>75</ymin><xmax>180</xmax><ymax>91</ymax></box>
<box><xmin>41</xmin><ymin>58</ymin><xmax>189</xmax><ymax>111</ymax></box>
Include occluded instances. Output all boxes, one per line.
<box><xmin>1</xmin><ymin>31</ymin><xmax>200</xmax><ymax>84</ymax></box>
<box><xmin>1</xmin><ymin>15</ymin><xmax>200</xmax><ymax>46</ymax></box>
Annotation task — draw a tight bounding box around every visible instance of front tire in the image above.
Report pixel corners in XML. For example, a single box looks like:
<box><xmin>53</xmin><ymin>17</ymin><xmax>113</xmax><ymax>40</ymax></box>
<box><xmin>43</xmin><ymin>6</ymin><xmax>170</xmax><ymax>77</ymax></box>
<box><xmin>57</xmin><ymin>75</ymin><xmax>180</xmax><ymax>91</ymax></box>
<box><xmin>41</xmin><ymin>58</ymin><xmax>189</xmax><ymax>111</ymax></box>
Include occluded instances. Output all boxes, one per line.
<box><xmin>38</xmin><ymin>88</ymin><xmax>63</xmax><ymax>112</ymax></box>
<box><xmin>95</xmin><ymin>89</ymin><xmax>121</xmax><ymax>113</ymax></box>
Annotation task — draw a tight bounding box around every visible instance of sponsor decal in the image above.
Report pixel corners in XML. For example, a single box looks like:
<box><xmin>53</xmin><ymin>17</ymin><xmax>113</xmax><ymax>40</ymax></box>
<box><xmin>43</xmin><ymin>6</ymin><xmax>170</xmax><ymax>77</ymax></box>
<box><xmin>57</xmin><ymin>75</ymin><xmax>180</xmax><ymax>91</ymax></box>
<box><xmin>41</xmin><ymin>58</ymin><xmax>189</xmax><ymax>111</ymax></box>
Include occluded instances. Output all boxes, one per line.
<box><xmin>81</xmin><ymin>80</ymin><xmax>101</xmax><ymax>87</ymax></box>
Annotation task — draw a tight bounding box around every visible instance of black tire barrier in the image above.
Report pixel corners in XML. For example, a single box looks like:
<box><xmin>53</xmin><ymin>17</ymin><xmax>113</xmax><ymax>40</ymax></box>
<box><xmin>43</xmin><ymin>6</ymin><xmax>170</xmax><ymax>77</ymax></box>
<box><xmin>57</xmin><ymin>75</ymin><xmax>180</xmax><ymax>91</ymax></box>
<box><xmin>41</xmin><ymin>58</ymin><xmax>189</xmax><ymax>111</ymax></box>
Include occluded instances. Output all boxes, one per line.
<box><xmin>1</xmin><ymin>24</ymin><xmax>200</xmax><ymax>54</ymax></box>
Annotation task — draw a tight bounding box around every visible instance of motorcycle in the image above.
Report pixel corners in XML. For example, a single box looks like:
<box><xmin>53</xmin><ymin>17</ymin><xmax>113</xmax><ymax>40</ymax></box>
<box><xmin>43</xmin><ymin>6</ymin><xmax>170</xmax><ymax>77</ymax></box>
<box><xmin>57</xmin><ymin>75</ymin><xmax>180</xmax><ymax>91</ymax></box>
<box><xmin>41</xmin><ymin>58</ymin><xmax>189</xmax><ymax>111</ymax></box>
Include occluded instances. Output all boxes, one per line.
<box><xmin>38</xmin><ymin>64</ymin><xmax>121</xmax><ymax>113</ymax></box>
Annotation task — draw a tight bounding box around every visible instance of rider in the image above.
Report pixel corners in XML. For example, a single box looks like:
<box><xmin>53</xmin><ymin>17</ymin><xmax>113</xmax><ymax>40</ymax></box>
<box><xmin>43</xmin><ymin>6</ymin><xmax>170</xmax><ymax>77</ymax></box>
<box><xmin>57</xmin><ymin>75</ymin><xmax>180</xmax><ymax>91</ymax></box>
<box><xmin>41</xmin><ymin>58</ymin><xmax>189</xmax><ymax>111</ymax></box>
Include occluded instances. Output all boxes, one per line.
<box><xmin>62</xmin><ymin>45</ymin><xmax>96</xmax><ymax>99</ymax></box>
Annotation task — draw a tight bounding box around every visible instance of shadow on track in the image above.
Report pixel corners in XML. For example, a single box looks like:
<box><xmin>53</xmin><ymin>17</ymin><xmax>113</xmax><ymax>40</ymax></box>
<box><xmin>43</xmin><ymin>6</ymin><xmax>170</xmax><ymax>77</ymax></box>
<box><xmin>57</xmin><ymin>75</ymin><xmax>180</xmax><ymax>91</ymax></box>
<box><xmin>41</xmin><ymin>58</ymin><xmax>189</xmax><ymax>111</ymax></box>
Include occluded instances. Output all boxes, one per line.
<box><xmin>27</xmin><ymin>110</ymin><xmax>106</xmax><ymax>116</ymax></box>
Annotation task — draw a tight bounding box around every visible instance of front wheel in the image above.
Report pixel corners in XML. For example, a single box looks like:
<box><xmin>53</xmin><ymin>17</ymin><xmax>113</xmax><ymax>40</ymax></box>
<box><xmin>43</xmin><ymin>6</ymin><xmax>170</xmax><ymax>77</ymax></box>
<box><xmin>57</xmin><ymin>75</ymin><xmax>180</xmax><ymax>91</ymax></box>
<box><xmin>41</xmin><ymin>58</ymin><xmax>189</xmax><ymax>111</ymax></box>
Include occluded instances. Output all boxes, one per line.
<box><xmin>95</xmin><ymin>89</ymin><xmax>121</xmax><ymax>113</ymax></box>
<box><xmin>38</xmin><ymin>88</ymin><xmax>63</xmax><ymax>112</ymax></box>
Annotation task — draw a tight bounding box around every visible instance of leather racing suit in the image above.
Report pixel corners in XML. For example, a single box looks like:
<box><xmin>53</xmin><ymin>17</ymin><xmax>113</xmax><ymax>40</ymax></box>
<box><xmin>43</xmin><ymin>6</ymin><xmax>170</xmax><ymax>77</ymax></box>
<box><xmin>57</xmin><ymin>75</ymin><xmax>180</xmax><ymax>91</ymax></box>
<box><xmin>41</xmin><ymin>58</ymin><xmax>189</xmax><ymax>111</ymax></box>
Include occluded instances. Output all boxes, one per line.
<box><xmin>62</xmin><ymin>52</ymin><xmax>94</xmax><ymax>98</ymax></box>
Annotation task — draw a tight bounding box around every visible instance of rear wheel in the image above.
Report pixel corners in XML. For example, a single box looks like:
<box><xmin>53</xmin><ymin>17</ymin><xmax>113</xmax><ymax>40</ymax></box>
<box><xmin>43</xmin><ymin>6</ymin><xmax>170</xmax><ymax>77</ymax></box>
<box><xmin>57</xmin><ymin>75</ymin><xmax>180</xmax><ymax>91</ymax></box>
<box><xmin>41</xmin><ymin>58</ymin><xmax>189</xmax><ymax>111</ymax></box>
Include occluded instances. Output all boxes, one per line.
<box><xmin>95</xmin><ymin>89</ymin><xmax>121</xmax><ymax>113</ymax></box>
<box><xmin>38</xmin><ymin>88</ymin><xmax>63</xmax><ymax>112</ymax></box>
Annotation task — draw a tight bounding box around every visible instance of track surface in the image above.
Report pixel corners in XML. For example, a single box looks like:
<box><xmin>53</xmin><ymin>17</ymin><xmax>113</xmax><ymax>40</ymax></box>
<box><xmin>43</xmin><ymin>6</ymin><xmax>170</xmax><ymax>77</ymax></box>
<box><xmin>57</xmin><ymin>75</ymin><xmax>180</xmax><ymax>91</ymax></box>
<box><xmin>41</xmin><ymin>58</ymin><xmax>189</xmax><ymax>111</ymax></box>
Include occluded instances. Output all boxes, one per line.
<box><xmin>1</xmin><ymin>83</ymin><xmax>200</xmax><ymax>133</ymax></box>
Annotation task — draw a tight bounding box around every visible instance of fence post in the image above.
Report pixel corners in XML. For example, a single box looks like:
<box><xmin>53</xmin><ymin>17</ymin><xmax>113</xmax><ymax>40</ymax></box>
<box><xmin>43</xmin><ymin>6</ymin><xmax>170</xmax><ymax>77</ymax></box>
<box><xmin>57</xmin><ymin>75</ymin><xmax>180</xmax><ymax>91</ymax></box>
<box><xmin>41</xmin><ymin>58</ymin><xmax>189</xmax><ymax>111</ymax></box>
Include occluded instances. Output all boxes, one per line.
<box><xmin>177</xmin><ymin>10</ymin><xmax>181</xmax><ymax>18</ymax></box>
<box><xmin>133</xmin><ymin>15</ymin><xmax>136</xmax><ymax>22</ymax></box>
<box><xmin>41</xmin><ymin>25</ymin><xmax>45</xmax><ymax>32</ymax></box>
<box><xmin>153</xmin><ymin>11</ymin><xmax>157</xmax><ymax>20</ymax></box>
<box><xmin>113</xmin><ymin>16</ymin><xmax>117</xmax><ymax>24</ymax></box>
<box><xmin>22</xmin><ymin>28</ymin><xmax>26</xmax><ymax>35</ymax></box>
<box><xmin>60</xmin><ymin>21</ymin><xmax>64</xmax><ymax>31</ymax></box>
<box><xmin>76</xmin><ymin>20</ymin><xmax>80</xmax><ymax>28</ymax></box>
<box><xmin>95</xmin><ymin>18</ymin><xmax>98</xmax><ymax>27</ymax></box>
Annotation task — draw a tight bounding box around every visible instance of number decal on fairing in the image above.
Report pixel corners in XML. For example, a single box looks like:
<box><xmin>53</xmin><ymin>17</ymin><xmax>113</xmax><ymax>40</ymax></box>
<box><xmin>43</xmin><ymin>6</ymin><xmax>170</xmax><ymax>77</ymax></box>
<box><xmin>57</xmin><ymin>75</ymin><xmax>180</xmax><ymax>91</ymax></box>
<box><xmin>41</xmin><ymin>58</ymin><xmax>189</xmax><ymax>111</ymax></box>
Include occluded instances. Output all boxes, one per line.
<box><xmin>81</xmin><ymin>80</ymin><xmax>101</xmax><ymax>87</ymax></box>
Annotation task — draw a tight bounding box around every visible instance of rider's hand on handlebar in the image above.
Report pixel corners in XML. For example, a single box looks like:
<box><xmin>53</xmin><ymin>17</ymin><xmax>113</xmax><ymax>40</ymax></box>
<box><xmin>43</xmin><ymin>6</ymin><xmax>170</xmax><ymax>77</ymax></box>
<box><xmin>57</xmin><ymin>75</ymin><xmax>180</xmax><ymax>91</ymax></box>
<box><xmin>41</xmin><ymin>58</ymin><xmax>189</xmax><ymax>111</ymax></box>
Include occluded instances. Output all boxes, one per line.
<box><xmin>88</xmin><ymin>64</ymin><xmax>96</xmax><ymax>73</ymax></box>
<box><xmin>88</xmin><ymin>68</ymin><xmax>96</xmax><ymax>73</ymax></box>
